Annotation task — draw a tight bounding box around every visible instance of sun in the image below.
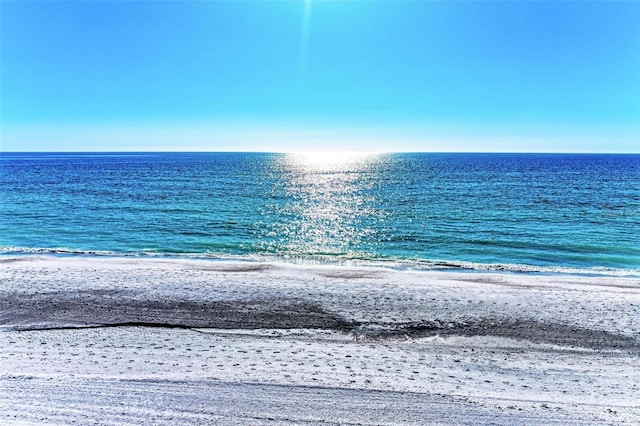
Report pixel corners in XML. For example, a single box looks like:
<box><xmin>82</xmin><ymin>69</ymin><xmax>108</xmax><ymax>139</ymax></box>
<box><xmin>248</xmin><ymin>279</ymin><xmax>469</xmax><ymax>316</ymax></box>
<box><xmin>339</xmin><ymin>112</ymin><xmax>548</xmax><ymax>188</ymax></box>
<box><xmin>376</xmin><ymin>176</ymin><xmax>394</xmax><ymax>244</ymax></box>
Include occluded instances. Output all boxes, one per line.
<box><xmin>287</xmin><ymin>151</ymin><xmax>378</xmax><ymax>169</ymax></box>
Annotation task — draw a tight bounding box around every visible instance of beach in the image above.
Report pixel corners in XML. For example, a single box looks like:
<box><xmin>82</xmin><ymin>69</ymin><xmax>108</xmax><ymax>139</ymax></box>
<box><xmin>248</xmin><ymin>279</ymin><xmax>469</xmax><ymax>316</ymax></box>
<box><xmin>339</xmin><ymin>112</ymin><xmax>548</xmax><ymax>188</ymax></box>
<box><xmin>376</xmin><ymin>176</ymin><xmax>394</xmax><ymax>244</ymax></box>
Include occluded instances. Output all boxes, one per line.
<box><xmin>1</xmin><ymin>256</ymin><xmax>638</xmax><ymax>424</ymax></box>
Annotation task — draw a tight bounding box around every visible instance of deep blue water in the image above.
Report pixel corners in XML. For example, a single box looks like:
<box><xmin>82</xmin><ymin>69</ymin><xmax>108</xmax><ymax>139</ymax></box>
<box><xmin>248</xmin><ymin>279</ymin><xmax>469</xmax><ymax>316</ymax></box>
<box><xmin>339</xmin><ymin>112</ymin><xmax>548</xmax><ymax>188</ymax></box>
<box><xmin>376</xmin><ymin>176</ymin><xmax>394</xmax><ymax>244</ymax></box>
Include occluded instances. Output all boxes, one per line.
<box><xmin>1</xmin><ymin>152</ymin><xmax>638</xmax><ymax>275</ymax></box>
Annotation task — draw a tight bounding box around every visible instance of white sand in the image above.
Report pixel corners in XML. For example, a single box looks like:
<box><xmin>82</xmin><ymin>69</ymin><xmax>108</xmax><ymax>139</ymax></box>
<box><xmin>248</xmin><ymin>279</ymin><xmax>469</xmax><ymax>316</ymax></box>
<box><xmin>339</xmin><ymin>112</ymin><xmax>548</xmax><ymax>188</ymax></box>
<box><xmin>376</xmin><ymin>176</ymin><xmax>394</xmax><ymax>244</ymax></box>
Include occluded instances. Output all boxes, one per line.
<box><xmin>1</xmin><ymin>256</ymin><xmax>639</xmax><ymax>424</ymax></box>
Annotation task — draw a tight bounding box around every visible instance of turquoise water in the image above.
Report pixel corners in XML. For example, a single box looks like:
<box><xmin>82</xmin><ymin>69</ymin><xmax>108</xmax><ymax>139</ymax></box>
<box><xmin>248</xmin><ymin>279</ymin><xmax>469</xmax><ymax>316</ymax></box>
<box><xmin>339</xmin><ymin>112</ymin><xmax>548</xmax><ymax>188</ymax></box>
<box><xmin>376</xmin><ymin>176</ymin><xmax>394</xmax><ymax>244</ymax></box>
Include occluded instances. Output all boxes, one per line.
<box><xmin>1</xmin><ymin>152</ymin><xmax>638</xmax><ymax>275</ymax></box>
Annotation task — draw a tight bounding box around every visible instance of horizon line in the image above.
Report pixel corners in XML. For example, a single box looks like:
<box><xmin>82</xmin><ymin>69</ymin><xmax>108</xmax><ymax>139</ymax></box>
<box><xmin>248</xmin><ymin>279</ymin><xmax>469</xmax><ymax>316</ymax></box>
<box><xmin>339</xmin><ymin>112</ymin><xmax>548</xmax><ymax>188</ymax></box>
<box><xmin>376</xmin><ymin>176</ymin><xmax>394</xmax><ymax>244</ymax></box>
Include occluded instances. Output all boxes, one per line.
<box><xmin>2</xmin><ymin>150</ymin><xmax>639</xmax><ymax>155</ymax></box>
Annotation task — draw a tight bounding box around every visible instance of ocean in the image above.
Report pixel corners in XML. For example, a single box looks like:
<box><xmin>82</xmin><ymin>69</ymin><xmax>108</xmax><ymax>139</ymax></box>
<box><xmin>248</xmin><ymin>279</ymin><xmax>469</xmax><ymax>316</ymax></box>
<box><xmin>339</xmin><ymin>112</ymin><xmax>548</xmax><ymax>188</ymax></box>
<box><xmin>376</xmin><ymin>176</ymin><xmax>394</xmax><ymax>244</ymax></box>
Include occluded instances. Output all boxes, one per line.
<box><xmin>1</xmin><ymin>152</ymin><xmax>638</xmax><ymax>276</ymax></box>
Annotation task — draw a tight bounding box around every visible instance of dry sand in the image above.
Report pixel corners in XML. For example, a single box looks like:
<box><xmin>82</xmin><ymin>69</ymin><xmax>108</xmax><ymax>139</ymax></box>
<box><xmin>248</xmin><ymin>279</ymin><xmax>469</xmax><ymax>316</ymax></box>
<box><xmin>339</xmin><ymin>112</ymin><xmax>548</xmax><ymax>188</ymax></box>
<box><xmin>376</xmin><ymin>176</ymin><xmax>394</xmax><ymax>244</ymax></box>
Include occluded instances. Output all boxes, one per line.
<box><xmin>1</xmin><ymin>256</ymin><xmax>639</xmax><ymax>424</ymax></box>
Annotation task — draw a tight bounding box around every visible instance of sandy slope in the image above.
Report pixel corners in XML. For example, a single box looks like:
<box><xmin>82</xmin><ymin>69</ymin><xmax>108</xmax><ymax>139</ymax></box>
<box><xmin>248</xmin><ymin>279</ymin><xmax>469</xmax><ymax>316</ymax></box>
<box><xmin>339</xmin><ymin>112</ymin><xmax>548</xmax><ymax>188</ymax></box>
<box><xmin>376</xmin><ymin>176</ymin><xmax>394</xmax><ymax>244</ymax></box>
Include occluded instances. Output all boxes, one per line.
<box><xmin>1</xmin><ymin>256</ymin><xmax>639</xmax><ymax>424</ymax></box>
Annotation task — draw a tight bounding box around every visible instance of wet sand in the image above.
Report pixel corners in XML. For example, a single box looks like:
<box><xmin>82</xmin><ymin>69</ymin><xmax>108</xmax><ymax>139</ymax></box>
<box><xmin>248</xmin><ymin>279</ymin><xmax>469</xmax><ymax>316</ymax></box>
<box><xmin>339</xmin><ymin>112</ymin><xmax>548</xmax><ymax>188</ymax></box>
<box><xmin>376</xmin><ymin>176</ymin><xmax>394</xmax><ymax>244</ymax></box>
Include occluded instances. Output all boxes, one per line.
<box><xmin>1</xmin><ymin>256</ymin><xmax>639</xmax><ymax>424</ymax></box>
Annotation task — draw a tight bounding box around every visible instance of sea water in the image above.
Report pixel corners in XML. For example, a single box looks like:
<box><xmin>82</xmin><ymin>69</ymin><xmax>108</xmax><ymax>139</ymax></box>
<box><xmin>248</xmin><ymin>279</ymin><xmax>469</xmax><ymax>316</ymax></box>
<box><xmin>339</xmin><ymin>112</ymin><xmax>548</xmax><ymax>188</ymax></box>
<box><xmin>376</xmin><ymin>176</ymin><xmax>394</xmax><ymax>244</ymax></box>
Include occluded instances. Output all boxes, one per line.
<box><xmin>1</xmin><ymin>152</ymin><xmax>638</xmax><ymax>275</ymax></box>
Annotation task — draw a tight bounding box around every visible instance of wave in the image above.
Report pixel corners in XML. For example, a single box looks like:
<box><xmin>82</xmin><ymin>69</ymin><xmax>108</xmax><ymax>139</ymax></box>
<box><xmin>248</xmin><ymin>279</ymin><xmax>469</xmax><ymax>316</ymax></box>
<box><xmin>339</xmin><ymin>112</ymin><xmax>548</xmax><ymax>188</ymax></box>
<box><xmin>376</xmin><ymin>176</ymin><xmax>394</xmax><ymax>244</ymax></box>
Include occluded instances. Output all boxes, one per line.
<box><xmin>0</xmin><ymin>246</ymin><xmax>123</xmax><ymax>257</ymax></box>
<box><xmin>2</xmin><ymin>245</ymin><xmax>639</xmax><ymax>278</ymax></box>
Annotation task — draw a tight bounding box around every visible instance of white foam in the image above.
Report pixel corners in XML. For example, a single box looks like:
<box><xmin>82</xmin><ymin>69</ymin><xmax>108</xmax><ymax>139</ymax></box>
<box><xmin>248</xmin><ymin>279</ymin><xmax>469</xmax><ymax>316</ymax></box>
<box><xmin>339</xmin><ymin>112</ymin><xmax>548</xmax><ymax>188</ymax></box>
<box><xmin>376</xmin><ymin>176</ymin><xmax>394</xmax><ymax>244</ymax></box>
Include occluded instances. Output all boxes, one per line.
<box><xmin>2</xmin><ymin>247</ymin><xmax>639</xmax><ymax>277</ymax></box>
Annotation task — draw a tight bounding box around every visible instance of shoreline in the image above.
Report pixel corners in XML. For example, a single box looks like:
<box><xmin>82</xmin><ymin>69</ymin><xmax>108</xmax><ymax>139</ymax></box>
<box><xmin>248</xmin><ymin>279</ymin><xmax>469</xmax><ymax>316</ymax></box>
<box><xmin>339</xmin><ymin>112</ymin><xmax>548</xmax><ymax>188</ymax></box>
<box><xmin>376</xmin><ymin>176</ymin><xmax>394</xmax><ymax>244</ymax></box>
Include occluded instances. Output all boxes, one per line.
<box><xmin>1</xmin><ymin>256</ymin><xmax>639</xmax><ymax>424</ymax></box>
<box><xmin>2</xmin><ymin>251</ymin><xmax>638</xmax><ymax>278</ymax></box>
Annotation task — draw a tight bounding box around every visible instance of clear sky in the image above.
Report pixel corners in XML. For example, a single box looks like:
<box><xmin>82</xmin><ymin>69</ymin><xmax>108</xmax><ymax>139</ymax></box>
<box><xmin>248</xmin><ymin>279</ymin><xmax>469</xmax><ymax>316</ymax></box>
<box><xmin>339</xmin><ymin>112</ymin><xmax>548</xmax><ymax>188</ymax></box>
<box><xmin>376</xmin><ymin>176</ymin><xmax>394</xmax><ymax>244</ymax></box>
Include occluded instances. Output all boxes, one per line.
<box><xmin>1</xmin><ymin>0</ymin><xmax>639</xmax><ymax>152</ymax></box>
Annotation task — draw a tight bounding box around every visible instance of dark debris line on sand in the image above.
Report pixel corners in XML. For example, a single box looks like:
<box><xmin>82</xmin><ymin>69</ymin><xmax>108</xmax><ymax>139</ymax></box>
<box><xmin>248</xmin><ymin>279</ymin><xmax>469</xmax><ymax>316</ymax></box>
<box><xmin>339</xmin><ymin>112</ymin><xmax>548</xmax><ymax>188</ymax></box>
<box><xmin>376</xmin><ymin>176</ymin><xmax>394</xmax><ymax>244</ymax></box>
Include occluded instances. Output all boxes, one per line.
<box><xmin>2</xmin><ymin>290</ymin><xmax>639</xmax><ymax>353</ymax></box>
<box><xmin>0</xmin><ymin>292</ymin><xmax>352</xmax><ymax>331</ymax></box>
<box><xmin>351</xmin><ymin>319</ymin><xmax>640</xmax><ymax>353</ymax></box>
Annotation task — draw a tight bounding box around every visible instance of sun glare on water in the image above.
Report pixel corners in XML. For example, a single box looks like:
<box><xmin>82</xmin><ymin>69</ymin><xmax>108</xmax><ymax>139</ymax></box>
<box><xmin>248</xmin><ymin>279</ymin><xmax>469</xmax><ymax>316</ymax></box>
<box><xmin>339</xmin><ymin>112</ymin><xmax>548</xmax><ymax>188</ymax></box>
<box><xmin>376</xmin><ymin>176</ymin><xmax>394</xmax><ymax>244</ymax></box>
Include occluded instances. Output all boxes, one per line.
<box><xmin>278</xmin><ymin>150</ymin><xmax>382</xmax><ymax>257</ymax></box>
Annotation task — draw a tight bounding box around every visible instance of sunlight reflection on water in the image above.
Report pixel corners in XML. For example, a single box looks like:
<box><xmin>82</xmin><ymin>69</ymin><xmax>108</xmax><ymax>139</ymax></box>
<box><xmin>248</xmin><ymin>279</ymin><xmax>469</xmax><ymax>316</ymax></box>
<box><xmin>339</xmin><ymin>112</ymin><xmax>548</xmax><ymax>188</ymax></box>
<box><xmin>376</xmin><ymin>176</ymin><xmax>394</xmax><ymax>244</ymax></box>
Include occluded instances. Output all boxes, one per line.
<box><xmin>273</xmin><ymin>153</ymin><xmax>385</xmax><ymax>258</ymax></box>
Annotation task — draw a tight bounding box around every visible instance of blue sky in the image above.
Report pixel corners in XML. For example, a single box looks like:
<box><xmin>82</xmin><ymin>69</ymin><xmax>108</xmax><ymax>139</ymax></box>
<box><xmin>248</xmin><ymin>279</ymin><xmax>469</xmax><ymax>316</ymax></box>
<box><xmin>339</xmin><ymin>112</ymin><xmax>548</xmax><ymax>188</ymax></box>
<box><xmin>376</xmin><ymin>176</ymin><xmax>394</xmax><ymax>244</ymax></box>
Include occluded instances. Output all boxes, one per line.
<box><xmin>1</xmin><ymin>0</ymin><xmax>638</xmax><ymax>152</ymax></box>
